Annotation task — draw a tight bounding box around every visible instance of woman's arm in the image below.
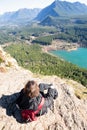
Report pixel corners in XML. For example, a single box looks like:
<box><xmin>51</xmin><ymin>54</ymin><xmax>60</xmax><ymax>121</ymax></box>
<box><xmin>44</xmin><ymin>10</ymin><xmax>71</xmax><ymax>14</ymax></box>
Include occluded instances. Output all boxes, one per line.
<box><xmin>16</xmin><ymin>89</ymin><xmax>24</xmax><ymax>105</ymax></box>
<box><xmin>39</xmin><ymin>83</ymin><xmax>52</xmax><ymax>92</ymax></box>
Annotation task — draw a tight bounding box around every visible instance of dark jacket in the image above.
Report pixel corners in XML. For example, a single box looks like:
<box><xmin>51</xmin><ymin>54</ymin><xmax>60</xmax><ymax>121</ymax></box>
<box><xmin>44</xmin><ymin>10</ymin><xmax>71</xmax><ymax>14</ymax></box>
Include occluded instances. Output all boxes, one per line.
<box><xmin>16</xmin><ymin>83</ymin><xmax>58</xmax><ymax>116</ymax></box>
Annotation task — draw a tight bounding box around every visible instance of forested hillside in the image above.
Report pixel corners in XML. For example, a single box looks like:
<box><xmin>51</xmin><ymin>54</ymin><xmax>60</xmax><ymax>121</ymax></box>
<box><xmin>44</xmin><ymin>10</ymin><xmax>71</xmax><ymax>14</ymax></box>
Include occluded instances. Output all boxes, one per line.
<box><xmin>4</xmin><ymin>43</ymin><xmax>87</xmax><ymax>87</ymax></box>
<box><xmin>0</xmin><ymin>0</ymin><xmax>87</xmax><ymax>87</ymax></box>
<box><xmin>40</xmin><ymin>16</ymin><xmax>87</xmax><ymax>46</ymax></box>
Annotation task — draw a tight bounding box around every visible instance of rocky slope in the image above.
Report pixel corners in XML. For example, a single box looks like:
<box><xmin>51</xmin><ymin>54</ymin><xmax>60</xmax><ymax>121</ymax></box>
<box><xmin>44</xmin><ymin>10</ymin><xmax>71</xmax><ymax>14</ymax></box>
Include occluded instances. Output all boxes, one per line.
<box><xmin>0</xmin><ymin>46</ymin><xmax>87</xmax><ymax>130</ymax></box>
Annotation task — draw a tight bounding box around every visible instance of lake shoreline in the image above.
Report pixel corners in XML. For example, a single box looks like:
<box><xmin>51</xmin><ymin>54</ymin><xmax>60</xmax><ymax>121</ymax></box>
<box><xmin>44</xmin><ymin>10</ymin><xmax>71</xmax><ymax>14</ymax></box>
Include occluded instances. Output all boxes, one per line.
<box><xmin>42</xmin><ymin>40</ymin><xmax>87</xmax><ymax>69</ymax></box>
<box><xmin>42</xmin><ymin>40</ymin><xmax>80</xmax><ymax>52</ymax></box>
<box><xmin>49</xmin><ymin>47</ymin><xmax>87</xmax><ymax>69</ymax></box>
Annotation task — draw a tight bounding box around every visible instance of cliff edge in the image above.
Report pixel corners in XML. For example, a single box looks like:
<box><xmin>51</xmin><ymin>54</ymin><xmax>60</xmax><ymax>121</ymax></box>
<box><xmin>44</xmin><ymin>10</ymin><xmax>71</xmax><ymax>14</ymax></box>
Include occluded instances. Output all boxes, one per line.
<box><xmin>0</xmin><ymin>46</ymin><xmax>87</xmax><ymax>130</ymax></box>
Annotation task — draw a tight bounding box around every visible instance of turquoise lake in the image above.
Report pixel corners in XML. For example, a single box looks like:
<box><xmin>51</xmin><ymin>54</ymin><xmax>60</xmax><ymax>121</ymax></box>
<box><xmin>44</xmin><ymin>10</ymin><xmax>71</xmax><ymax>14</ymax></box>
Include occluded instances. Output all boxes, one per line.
<box><xmin>50</xmin><ymin>48</ymin><xmax>87</xmax><ymax>69</ymax></box>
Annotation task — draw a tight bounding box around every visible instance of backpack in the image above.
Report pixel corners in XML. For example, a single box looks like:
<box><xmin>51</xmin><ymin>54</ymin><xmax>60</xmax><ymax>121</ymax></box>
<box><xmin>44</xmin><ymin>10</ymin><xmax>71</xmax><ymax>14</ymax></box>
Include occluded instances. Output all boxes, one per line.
<box><xmin>21</xmin><ymin>97</ymin><xmax>44</xmax><ymax>122</ymax></box>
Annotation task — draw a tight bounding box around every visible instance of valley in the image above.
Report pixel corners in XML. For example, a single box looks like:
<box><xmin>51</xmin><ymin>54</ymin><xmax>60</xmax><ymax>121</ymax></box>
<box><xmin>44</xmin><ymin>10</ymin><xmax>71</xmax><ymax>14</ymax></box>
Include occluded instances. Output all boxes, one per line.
<box><xmin>0</xmin><ymin>1</ymin><xmax>87</xmax><ymax>129</ymax></box>
<box><xmin>0</xmin><ymin>0</ymin><xmax>87</xmax><ymax>87</ymax></box>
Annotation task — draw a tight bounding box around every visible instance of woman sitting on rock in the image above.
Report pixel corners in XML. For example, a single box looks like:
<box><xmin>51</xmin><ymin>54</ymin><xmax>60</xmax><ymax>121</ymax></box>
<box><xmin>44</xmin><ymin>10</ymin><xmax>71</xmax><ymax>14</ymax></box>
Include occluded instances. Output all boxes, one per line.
<box><xmin>16</xmin><ymin>80</ymin><xmax>58</xmax><ymax>123</ymax></box>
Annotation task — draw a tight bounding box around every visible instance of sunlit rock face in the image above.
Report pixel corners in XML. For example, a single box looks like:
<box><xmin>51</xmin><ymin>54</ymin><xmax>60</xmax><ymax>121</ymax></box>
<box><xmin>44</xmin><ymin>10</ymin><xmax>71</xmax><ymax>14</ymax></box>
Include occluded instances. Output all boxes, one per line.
<box><xmin>0</xmin><ymin>46</ymin><xmax>18</xmax><ymax>72</ymax></box>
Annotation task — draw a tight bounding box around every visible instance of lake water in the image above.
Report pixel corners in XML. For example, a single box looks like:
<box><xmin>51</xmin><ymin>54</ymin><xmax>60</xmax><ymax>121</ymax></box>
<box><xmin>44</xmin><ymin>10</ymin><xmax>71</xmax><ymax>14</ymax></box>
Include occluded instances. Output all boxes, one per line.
<box><xmin>50</xmin><ymin>48</ymin><xmax>87</xmax><ymax>69</ymax></box>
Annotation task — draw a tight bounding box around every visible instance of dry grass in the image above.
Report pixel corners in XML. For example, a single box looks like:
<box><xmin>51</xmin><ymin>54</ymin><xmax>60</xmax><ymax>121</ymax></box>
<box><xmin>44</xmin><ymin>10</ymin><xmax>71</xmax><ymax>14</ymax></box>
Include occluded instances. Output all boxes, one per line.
<box><xmin>65</xmin><ymin>79</ymin><xmax>87</xmax><ymax>99</ymax></box>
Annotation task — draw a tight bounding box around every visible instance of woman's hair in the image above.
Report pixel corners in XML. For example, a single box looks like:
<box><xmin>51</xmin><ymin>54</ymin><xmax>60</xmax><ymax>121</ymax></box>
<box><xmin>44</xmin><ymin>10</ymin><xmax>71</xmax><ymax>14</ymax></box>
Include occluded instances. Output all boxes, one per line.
<box><xmin>24</xmin><ymin>80</ymin><xmax>39</xmax><ymax>98</ymax></box>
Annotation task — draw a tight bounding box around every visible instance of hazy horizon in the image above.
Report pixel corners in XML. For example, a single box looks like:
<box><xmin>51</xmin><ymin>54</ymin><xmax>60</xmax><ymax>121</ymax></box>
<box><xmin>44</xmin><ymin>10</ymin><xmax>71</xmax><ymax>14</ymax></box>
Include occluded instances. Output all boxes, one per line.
<box><xmin>0</xmin><ymin>0</ymin><xmax>87</xmax><ymax>15</ymax></box>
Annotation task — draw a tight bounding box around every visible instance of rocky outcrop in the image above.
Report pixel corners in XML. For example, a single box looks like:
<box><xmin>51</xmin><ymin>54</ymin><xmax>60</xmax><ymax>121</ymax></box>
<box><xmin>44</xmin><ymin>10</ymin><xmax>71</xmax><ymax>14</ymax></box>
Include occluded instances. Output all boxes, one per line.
<box><xmin>0</xmin><ymin>46</ymin><xmax>18</xmax><ymax>72</ymax></box>
<box><xmin>0</xmin><ymin>46</ymin><xmax>87</xmax><ymax>130</ymax></box>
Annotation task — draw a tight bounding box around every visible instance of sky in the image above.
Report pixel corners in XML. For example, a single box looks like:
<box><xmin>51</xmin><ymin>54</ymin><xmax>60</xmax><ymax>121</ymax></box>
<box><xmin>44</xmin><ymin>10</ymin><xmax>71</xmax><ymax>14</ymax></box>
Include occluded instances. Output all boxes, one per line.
<box><xmin>0</xmin><ymin>0</ymin><xmax>87</xmax><ymax>14</ymax></box>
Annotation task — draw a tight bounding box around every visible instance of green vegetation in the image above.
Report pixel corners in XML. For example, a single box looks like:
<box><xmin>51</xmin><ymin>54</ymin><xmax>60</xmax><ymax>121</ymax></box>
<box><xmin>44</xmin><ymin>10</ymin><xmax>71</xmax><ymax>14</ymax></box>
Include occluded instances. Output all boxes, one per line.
<box><xmin>0</xmin><ymin>57</ymin><xmax>3</xmax><ymax>63</ymax></box>
<box><xmin>32</xmin><ymin>35</ymin><xmax>53</xmax><ymax>45</ymax></box>
<box><xmin>0</xmin><ymin>25</ymin><xmax>57</xmax><ymax>44</ymax></box>
<box><xmin>4</xmin><ymin>43</ymin><xmax>87</xmax><ymax>87</ymax></box>
<box><xmin>40</xmin><ymin>16</ymin><xmax>87</xmax><ymax>46</ymax></box>
<box><xmin>60</xmin><ymin>24</ymin><xmax>87</xmax><ymax>44</ymax></box>
<box><xmin>0</xmin><ymin>16</ymin><xmax>87</xmax><ymax>47</ymax></box>
<box><xmin>0</xmin><ymin>15</ymin><xmax>87</xmax><ymax>89</ymax></box>
<box><xmin>0</xmin><ymin>31</ymin><xmax>16</xmax><ymax>44</ymax></box>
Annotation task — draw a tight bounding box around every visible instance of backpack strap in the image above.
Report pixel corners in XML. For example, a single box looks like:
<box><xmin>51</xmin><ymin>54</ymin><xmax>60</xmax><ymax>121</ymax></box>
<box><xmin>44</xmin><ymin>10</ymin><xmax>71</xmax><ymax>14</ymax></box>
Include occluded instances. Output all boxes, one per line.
<box><xmin>34</xmin><ymin>97</ymin><xmax>44</xmax><ymax>115</ymax></box>
<box><xmin>21</xmin><ymin>97</ymin><xmax>45</xmax><ymax>122</ymax></box>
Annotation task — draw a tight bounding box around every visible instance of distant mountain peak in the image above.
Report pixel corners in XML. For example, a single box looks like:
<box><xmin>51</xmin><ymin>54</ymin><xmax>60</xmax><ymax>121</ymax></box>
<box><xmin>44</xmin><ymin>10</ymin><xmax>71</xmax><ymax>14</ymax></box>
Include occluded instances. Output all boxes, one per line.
<box><xmin>0</xmin><ymin>8</ymin><xmax>41</xmax><ymax>26</ymax></box>
<box><xmin>36</xmin><ymin>0</ymin><xmax>87</xmax><ymax>21</ymax></box>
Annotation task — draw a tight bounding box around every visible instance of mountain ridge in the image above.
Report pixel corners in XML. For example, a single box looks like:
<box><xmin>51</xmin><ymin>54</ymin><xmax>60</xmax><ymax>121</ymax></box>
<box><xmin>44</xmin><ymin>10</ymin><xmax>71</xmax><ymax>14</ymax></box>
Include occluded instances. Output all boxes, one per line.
<box><xmin>0</xmin><ymin>1</ymin><xmax>87</xmax><ymax>26</ymax></box>
<box><xmin>36</xmin><ymin>0</ymin><xmax>87</xmax><ymax>21</ymax></box>
<box><xmin>0</xmin><ymin>8</ymin><xmax>41</xmax><ymax>25</ymax></box>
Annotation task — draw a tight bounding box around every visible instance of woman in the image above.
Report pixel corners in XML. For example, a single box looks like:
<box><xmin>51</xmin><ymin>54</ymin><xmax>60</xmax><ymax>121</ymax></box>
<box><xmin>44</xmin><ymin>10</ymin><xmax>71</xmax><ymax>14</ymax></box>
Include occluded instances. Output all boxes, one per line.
<box><xmin>16</xmin><ymin>80</ymin><xmax>58</xmax><ymax>122</ymax></box>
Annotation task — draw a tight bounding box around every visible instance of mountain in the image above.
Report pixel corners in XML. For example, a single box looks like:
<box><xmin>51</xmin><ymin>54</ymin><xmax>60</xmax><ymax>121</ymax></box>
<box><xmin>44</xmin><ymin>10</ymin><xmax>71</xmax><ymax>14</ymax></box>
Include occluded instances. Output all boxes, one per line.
<box><xmin>0</xmin><ymin>1</ymin><xmax>87</xmax><ymax>26</ymax></box>
<box><xmin>36</xmin><ymin>0</ymin><xmax>87</xmax><ymax>21</ymax></box>
<box><xmin>0</xmin><ymin>8</ymin><xmax>41</xmax><ymax>25</ymax></box>
<box><xmin>0</xmin><ymin>46</ymin><xmax>87</xmax><ymax>129</ymax></box>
